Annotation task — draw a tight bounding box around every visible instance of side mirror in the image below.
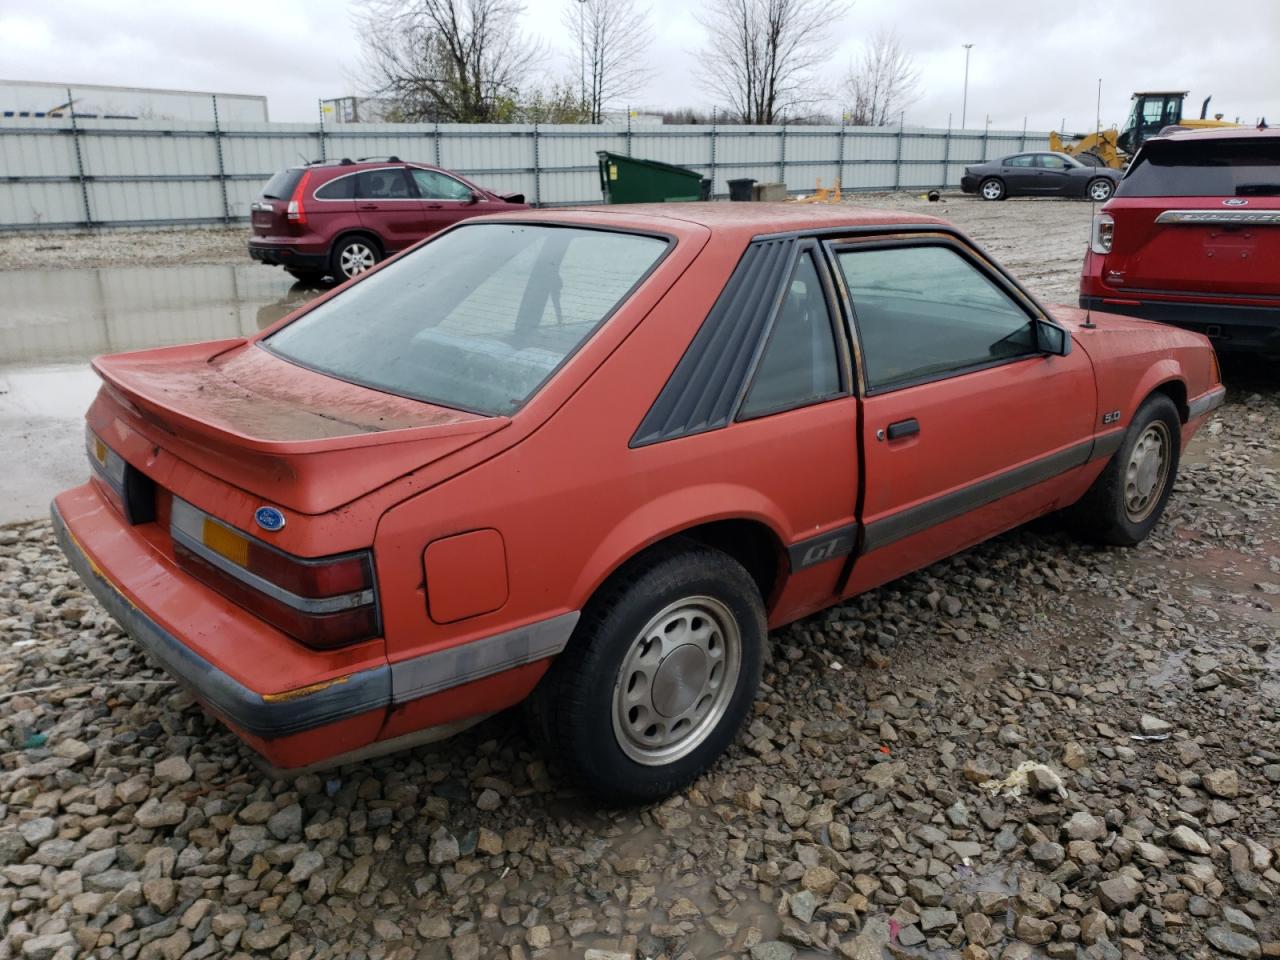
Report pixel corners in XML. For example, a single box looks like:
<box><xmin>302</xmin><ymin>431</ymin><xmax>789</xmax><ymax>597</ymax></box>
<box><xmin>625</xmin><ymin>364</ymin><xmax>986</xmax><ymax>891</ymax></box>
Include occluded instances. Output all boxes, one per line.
<box><xmin>1037</xmin><ymin>320</ymin><xmax>1071</xmax><ymax>357</ymax></box>
<box><xmin>468</xmin><ymin>192</ymin><xmax>481</xmax><ymax>205</ymax></box>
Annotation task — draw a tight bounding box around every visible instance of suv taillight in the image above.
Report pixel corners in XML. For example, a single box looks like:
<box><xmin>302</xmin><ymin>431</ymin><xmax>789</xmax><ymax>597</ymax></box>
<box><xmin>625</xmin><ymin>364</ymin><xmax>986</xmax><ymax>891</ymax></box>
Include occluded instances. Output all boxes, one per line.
<box><xmin>1090</xmin><ymin>212</ymin><xmax>1114</xmax><ymax>255</ymax></box>
<box><xmin>170</xmin><ymin>498</ymin><xmax>378</xmax><ymax>649</ymax></box>
<box><xmin>287</xmin><ymin>170</ymin><xmax>312</xmax><ymax>225</ymax></box>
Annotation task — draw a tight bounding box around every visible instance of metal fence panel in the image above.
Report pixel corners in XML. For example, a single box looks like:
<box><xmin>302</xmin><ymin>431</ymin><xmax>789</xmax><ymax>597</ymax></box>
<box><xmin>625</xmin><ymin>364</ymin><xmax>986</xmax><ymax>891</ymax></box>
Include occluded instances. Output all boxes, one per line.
<box><xmin>0</xmin><ymin>114</ymin><xmax>1057</xmax><ymax>230</ymax></box>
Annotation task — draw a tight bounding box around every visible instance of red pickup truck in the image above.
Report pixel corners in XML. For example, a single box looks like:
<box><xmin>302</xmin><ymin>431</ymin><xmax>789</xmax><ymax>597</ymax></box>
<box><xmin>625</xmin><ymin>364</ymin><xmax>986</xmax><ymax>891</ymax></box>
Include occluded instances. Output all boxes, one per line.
<box><xmin>55</xmin><ymin>205</ymin><xmax>1222</xmax><ymax>801</ymax></box>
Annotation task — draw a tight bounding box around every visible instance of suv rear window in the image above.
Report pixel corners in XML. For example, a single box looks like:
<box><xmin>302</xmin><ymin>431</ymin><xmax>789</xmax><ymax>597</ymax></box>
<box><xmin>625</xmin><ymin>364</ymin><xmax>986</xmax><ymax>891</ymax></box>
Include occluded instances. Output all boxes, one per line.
<box><xmin>265</xmin><ymin>224</ymin><xmax>669</xmax><ymax>415</ymax></box>
<box><xmin>1117</xmin><ymin>138</ymin><xmax>1280</xmax><ymax>197</ymax></box>
<box><xmin>261</xmin><ymin>168</ymin><xmax>304</xmax><ymax>200</ymax></box>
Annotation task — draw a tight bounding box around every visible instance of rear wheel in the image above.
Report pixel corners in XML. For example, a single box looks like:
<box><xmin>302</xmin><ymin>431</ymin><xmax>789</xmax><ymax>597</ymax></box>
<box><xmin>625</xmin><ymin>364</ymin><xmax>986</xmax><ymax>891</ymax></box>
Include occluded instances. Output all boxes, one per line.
<box><xmin>980</xmin><ymin>178</ymin><xmax>1006</xmax><ymax>201</ymax></box>
<box><xmin>330</xmin><ymin>235</ymin><xmax>380</xmax><ymax>281</ymax></box>
<box><xmin>1087</xmin><ymin>178</ymin><xmax>1115</xmax><ymax>202</ymax></box>
<box><xmin>532</xmin><ymin>544</ymin><xmax>765</xmax><ymax>803</ymax></box>
<box><xmin>1066</xmin><ymin>394</ymin><xmax>1181</xmax><ymax>546</ymax></box>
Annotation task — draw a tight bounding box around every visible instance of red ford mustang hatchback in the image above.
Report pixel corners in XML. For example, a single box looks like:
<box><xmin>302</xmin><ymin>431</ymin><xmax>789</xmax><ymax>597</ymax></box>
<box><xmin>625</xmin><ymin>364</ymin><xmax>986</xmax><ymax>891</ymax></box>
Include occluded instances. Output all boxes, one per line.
<box><xmin>55</xmin><ymin>205</ymin><xmax>1223</xmax><ymax>801</ymax></box>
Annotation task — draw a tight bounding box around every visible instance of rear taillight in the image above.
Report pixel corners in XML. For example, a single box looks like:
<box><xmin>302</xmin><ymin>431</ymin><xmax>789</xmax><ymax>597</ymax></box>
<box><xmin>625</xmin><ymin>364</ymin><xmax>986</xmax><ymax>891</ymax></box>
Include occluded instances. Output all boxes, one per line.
<box><xmin>170</xmin><ymin>498</ymin><xmax>378</xmax><ymax>649</ymax></box>
<box><xmin>86</xmin><ymin>426</ymin><xmax>126</xmax><ymax>514</ymax></box>
<box><xmin>286</xmin><ymin>170</ymin><xmax>312</xmax><ymax>224</ymax></box>
<box><xmin>1090</xmin><ymin>212</ymin><xmax>1114</xmax><ymax>255</ymax></box>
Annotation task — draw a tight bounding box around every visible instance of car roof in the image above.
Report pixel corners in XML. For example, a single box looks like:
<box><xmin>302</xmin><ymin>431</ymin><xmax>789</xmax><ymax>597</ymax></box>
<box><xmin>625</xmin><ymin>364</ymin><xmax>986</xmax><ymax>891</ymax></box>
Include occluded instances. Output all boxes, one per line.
<box><xmin>465</xmin><ymin>202</ymin><xmax>951</xmax><ymax>243</ymax></box>
<box><xmin>1148</xmin><ymin>126</ymin><xmax>1277</xmax><ymax>144</ymax></box>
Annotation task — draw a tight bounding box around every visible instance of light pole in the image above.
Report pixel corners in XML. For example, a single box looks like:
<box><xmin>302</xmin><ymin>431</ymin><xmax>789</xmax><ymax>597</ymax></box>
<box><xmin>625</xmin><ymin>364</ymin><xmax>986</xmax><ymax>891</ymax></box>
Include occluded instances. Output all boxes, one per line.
<box><xmin>961</xmin><ymin>43</ymin><xmax>974</xmax><ymax>129</ymax></box>
<box><xmin>579</xmin><ymin>0</ymin><xmax>589</xmax><ymax>121</ymax></box>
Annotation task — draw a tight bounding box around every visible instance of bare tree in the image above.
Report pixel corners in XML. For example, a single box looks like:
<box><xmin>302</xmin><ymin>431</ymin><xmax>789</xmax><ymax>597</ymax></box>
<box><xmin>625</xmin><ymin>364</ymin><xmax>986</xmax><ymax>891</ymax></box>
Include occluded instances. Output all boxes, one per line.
<box><xmin>843</xmin><ymin>27</ymin><xmax>922</xmax><ymax>127</ymax></box>
<box><xmin>695</xmin><ymin>0</ymin><xmax>844</xmax><ymax>125</ymax></box>
<box><xmin>564</xmin><ymin>0</ymin><xmax>653</xmax><ymax>124</ymax></box>
<box><xmin>356</xmin><ymin>0</ymin><xmax>545</xmax><ymax>122</ymax></box>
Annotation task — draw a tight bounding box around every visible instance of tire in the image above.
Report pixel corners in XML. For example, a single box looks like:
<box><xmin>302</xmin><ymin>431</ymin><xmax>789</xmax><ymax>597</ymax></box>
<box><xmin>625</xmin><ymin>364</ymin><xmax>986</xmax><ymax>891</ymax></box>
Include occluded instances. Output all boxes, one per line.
<box><xmin>1086</xmin><ymin>178</ymin><xmax>1114</xmax><ymax>202</ymax></box>
<box><xmin>1066</xmin><ymin>393</ymin><xmax>1181</xmax><ymax>546</ymax></box>
<box><xmin>531</xmin><ymin>543</ymin><xmax>765</xmax><ymax>803</ymax></box>
<box><xmin>980</xmin><ymin>178</ymin><xmax>1006</xmax><ymax>201</ymax></box>
<box><xmin>329</xmin><ymin>235</ymin><xmax>381</xmax><ymax>281</ymax></box>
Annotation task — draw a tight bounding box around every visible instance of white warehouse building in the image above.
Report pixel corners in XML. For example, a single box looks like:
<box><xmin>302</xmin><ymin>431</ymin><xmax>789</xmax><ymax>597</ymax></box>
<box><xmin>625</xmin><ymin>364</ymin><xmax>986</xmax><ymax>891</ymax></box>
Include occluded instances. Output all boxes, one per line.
<box><xmin>0</xmin><ymin>79</ymin><xmax>268</xmax><ymax>122</ymax></box>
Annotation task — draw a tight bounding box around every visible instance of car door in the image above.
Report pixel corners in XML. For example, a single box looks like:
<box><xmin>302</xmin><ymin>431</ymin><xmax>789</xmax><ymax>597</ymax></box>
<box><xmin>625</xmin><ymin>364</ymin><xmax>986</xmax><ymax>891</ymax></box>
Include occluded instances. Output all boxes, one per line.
<box><xmin>1001</xmin><ymin>154</ymin><xmax>1039</xmax><ymax>193</ymax></box>
<box><xmin>408</xmin><ymin>167</ymin><xmax>481</xmax><ymax>237</ymax></box>
<box><xmin>1034</xmin><ymin>153</ymin><xmax>1075</xmax><ymax>195</ymax></box>
<box><xmin>827</xmin><ymin>235</ymin><xmax>1097</xmax><ymax>597</ymax></box>
<box><xmin>353</xmin><ymin>167</ymin><xmax>425</xmax><ymax>252</ymax></box>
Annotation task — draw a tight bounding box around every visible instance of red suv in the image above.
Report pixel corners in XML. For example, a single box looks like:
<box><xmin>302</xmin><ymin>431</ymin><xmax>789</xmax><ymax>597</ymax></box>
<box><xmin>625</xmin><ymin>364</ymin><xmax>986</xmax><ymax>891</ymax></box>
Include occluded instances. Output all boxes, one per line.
<box><xmin>1081</xmin><ymin>128</ymin><xmax>1280</xmax><ymax>355</ymax></box>
<box><xmin>248</xmin><ymin>157</ymin><xmax>527</xmax><ymax>283</ymax></box>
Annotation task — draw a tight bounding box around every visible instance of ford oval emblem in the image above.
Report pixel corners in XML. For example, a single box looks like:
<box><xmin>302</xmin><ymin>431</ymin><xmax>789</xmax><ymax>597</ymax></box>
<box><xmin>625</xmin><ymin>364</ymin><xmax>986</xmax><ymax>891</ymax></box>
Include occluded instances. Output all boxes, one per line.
<box><xmin>254</xmin><ymin>506</ymin><xmax>286</xmax><ymax>532</ymax></box>
<box><xmin>1223</xmin><ymin>198</ymin><xmax>1248</xmax><ymax>206</ymax></box>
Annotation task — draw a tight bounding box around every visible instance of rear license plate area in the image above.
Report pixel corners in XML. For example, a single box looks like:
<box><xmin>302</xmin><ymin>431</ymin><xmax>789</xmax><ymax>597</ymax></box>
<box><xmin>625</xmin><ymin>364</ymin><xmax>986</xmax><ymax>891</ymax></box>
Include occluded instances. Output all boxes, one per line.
<box><xmin>123</xmin><ymin>465</ymin><xmax>157</xmax><ymax>525</ymax></box>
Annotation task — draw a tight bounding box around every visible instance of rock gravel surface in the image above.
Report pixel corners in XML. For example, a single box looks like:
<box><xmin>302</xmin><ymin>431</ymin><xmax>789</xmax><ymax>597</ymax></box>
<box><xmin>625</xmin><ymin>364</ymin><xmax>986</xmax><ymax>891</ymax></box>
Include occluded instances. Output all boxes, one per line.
<box><xmin>2</xmin><ymin>197</ymin><xmax>1277</xmax><ymax>960</ymax></box>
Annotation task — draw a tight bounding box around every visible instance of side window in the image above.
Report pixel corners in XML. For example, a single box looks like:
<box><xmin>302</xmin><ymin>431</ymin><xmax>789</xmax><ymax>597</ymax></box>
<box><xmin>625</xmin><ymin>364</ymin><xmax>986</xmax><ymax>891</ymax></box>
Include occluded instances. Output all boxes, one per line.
<box><xmin>354</xmin><ymin>169</ymin><xmax>412</xmax><ymax>199</ymax></box>
<box><xmin>1036</xmin><ymin>154</ymin><xmax>1069</xmax><ymax>170</ymax></box>
<box><xmin>837</xmin><ymin>244</ymin><xmax>1037</xmax><ymax>391</ymax></box>
<box><xmin>739</xmin><ymin>253</ymin><xmax>841</xmax><ymax>419</ymax></box>
<box><xmin>314</xmin><ymin>175</ymin><xmax>354</xmax><ymax>200</ymax></box>
<box><xmin>1005</xmin><ymin>155</ymin><xmax>1035</xmax><ymax>167</ymax></box>
<box><xmin>411</xmin><ymin>168</ymin><xmax>474</xmax><ymax>201</ymax></box>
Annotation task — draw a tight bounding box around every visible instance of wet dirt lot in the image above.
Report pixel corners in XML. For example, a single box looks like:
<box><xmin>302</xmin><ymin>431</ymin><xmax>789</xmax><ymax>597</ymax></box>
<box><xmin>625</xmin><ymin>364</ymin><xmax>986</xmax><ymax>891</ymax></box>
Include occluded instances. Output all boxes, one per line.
<box><xmin>1</xmin><ymin>197</ymin><xmax>1277</xmax><ymax>960</ymax></box>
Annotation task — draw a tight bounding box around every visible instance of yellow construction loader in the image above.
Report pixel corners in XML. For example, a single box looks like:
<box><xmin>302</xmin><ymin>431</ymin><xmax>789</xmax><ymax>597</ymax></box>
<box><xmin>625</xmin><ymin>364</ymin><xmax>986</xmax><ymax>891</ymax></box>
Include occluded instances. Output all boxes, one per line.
<box><xmin>1049</xmin><ymin>91</ymin><xmax>1238</xmax><ymax>168</ymax></box>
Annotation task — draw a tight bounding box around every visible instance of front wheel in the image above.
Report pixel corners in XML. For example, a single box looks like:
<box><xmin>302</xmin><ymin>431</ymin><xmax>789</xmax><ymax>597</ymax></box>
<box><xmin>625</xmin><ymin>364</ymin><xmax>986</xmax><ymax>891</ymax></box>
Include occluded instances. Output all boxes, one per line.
<box><xmin>980</xmin><ymin>178</ymin><xmax>1006</xmax><ymax>201</ymax></box>
<box><xmin>1066</xmin><ymin>394</ymin><xmax>1181</xmax><ymax>546</ymax></box>
<box><xmin>532</xmin><ymin>545</ymin><xmax>765</xmax><ymax>803</ymax></box>
<box><xmin>1087</xmin><ymin>178</ymin><xmax>1115</xmax><ymax>202</ymax></box>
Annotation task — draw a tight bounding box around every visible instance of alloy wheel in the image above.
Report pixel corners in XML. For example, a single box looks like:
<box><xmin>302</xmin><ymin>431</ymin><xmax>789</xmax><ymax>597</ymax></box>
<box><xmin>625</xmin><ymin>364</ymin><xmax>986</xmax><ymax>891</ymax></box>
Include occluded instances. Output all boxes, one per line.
<box><xmin>339</xmin><ymin>242</ymin><xmax>376</xmax><ymax>278</ymax></box>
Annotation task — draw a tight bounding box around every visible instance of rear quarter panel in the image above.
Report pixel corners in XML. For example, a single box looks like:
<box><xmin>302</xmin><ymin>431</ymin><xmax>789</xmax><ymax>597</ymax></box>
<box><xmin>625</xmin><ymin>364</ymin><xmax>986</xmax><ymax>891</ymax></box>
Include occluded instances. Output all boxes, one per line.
<box><xmin>371</xmin><ymin>229</ymin><xmax>859</xmax><ymax>732</ymax></box>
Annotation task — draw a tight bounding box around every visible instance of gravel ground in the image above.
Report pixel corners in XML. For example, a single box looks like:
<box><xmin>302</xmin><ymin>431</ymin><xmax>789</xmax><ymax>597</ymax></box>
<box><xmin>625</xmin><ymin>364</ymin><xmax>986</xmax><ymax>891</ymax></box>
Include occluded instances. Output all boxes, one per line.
<box><xmin>2</xmin><ymin>198</ymin><xmax>1278</xmax><ymax>960</ymax></box>
<box><xmin>0</xmin><ymin>227</ymin><xmax>249</xmax><ymax>272</ymax></box>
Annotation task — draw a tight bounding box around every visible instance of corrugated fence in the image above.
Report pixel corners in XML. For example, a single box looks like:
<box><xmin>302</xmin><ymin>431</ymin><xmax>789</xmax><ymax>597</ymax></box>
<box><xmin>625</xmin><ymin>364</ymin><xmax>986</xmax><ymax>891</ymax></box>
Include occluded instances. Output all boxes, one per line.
<box><xmin>0</xmin><ymin>115</ymin><xmax>1052</xmax><ymax>231</ymax></box>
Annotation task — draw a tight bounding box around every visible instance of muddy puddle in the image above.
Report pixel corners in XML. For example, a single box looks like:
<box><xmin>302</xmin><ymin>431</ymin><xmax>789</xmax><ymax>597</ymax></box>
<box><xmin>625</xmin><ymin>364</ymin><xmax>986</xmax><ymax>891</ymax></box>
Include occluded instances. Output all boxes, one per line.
<box><xmin>0</xmin><ymin>262</ymin><xmax>325</xmax><ymax>523</ymax></box>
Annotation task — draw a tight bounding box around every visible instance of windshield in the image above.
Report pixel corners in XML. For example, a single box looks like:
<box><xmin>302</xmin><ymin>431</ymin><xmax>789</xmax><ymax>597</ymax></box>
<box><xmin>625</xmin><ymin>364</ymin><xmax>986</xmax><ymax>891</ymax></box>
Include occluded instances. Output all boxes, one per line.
<box><xmin>266</xmin><ymin>223</ymin><xmax>670</xmax><ymax>415</ymax></box>
<box><xmin>1117</xmin><ymin>138</ymin><xmax>1280</xmax><ymax>197</ymax></box>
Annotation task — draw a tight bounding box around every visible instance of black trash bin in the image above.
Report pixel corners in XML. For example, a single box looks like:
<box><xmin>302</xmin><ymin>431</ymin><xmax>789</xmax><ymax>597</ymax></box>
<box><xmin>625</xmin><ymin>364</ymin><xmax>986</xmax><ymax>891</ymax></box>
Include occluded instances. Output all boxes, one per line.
<box><xmin>699</xmin><ymin>178</ymin><xmax>713</xmax><ymax>201</ymax></box>
<box><xmin>728</xmin><ymin>178</ymin><xmax>757</xmax><ymax>202</ymax></box>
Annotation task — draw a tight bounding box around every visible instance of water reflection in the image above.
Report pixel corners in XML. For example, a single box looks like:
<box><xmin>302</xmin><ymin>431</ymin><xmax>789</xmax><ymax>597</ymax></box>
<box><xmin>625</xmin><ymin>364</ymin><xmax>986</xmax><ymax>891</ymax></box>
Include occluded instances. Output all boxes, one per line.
<box><xmin>0</xmin><ymin>263</ymin><xmax>325</xmax><ymax>366</ymax></box>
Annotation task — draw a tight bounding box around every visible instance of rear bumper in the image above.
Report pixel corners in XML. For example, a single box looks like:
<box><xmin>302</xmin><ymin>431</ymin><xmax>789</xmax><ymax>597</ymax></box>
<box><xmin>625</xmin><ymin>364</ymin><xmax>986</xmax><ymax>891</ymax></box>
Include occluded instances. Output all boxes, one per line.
<box><xmin>52</xmin><ymin>481</ymin><xmax>580</xmax><ymax>770</ymax></box>
<box><xmin>51</xmin><ymin>497</ymin><xmax>390</xmax><ymax>741</ymax></box>
<box><xmin>960</xmin><ymin>176</ymin><xmax>978</xmax><ymax>194</ymax></box>
<box><xmin>248</xmin><ymin>240</ymin><xmax>328</xmax><ymax>271</ymax></box>
<box><xmin>1078</xmin><ymin>295</ymin><xmax>1280</xmax><ymax>355</ymax></box>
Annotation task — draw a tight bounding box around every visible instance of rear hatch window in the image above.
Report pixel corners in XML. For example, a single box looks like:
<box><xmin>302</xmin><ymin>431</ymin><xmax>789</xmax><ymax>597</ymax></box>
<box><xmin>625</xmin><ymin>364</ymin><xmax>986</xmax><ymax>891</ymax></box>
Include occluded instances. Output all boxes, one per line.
<box><xmin>265</xmin><ymin>223</ymin><xmax>670</xmax><ymax>415</ymax></box>
<box><xmin>1117</xmin><ymin>138</ymin><xmax>1280</xmax><ymax>197</ymax></box>
<box><xmin>261</xmin><ymin>168</ymin><xmax>304</xmax><ymax>200</ymax></box>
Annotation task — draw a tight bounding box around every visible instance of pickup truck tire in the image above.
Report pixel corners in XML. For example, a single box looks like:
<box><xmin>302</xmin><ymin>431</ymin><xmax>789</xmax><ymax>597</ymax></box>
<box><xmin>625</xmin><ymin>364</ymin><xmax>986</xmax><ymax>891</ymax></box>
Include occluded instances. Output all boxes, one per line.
<box><xmin>1067</xmin><ymin>393</ymin><xmax>1182</xmax><ymax>546</ymax></box>
<box><xmin>531</xmin><ymin>544</ymin><xmax>765</xmax><ymax>804</ymax></box>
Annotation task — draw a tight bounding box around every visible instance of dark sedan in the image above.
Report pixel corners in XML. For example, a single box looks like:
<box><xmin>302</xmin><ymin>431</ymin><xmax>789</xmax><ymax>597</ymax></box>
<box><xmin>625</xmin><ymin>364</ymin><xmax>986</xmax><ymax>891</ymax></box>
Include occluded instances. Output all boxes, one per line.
<box><xmin>960</xmin><ymin>152</ymin><xmax>1121</xmax><ymax>201</ymax></box>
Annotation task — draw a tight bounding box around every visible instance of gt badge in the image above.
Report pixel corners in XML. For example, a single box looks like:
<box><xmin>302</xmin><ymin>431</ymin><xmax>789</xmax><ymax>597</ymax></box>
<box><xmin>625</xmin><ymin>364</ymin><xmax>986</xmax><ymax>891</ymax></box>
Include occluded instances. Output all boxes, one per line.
<box><xmin>254</xmin><ymin>506</ymin><xmax>286</xmax><ymax>532</ymax></box>
<box><xmin>1102</xmin><ymin>410</ymin><xmax>1121</xmax><ymax>425</ymax></box>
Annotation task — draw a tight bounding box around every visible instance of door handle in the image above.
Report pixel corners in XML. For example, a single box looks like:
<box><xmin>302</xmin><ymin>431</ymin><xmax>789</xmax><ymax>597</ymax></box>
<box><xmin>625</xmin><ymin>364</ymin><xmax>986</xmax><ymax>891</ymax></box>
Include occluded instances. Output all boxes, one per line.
<box><xmin>425</xmin><ymin>203</ymin><xmax>443</xmax><ymax>209</ymax></box>
<box><xmin>886</xmin><ymin>418</ymin><xmax>920</xmax><ymax>440</ymax></box>
<box><xmin>359</xmin><ymin>203</ymin><xmax>378</xmax><ymax>210</ymax></box>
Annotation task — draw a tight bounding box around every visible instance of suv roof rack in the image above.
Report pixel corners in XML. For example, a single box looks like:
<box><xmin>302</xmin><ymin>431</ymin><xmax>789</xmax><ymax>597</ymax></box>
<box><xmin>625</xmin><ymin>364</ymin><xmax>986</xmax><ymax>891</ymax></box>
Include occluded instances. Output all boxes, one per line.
<box><xmin>305</xmin><ymin>158</ymin><xmax>356</xmax><ymax>166</ymax></box>
<box><xmin>356</xmin><ymin>155</ymin><xmax>401</xmax><ymax>163</ymax></box>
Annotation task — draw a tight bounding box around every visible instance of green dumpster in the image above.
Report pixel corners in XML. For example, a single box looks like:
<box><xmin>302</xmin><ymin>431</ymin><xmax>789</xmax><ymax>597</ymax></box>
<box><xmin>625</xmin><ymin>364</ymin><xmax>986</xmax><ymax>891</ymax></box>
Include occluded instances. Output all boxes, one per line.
<box><xmin>597</xmin><ymin>151</ymin><xmax>711</xmax><ymax>203</ymax></box>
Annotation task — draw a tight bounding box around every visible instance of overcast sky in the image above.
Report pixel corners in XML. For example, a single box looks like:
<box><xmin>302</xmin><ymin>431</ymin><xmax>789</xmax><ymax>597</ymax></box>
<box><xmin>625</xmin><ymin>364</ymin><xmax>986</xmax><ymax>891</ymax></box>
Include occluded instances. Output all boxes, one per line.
<box><xmin>4</xmin><ymin>0</ymin><xmax>1277</xmax><ymax>132</ymax></box>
